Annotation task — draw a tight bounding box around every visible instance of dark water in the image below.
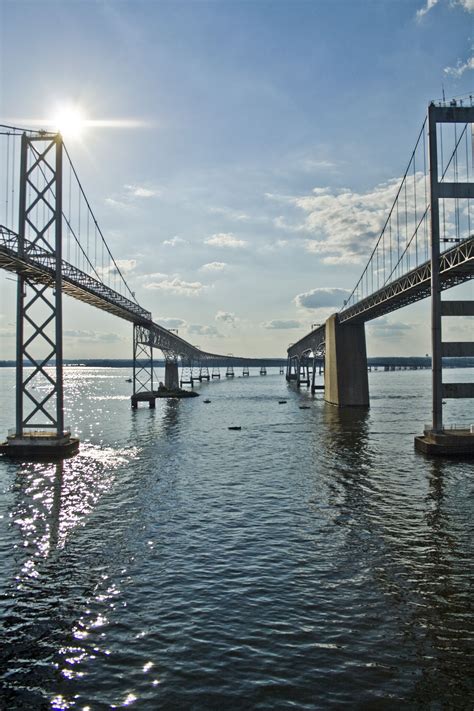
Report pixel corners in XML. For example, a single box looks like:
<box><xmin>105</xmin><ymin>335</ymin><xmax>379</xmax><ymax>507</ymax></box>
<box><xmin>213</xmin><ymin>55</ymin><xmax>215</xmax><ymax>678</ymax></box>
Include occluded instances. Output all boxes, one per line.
<box><xmin>0</xmin><ymin>367</ymin><xmax>473</xmax><ymax>710</ymax></box>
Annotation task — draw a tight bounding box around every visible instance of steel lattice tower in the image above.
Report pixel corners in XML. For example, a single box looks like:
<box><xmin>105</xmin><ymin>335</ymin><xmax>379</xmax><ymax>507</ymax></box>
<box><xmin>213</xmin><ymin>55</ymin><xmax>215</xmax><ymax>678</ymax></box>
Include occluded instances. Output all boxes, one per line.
<box><xmin>16</xmin><ymin>132</ymin><xmax>64</xmax><ymax>437</ymax></box>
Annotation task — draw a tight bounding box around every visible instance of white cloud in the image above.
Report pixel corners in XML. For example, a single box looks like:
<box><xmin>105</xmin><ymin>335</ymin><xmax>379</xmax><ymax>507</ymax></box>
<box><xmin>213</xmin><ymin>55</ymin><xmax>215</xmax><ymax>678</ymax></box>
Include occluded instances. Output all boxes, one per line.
<box><xmin>368</xmin><ymin>318</ymin><xmax>413</xmax><ymax>338</ymax></box>
<box><xmin>64</xmin><ymin>329</ymin><xmax>123</xmax><ymax>343</ymax></box>
<box><xmin>457</xmin><ymin>0</ymin><xmax>474</xmax><ymax>10</ymax></box>
<box><xmin>215</xmin><ymin>310</ymin><xmax>237</xmax><ymax>326</ymax></box>
<box><xmin>139</xmin><ymin>271</ymin><xmax>169</xmax><ymax>280</ymax></box>
<box><xmin>294</xmin><ymin>287</ymin><xmax>351</xmax><ymax>310</ymax></box>
<box><xmin>105</xmin><ymin>197</ymin><xmax>130</xmax><ymax>210</ymax></box>
<box><xmin>115</xmin><ymin>259</ymin><xmax>137</xmax><ymax>273</ymax></box>
<box><xmin>299</xmin><ymin>158</ymin><xmax>339</xmax><ymax>173</ymax></box>
<box><xmin>163</xmin><ymin>236</ymin><xmax>187</xmax><ymax>247</ymax></box>
<box><xmin>208</xmin><ymin>206</ymin><xmax>250</xmax><ymax>222</ymax></box>
<box><xmin>444</xmin><ymin>55</ymin><xmax>474</xmax><ymax>77</ymax></box>
<box><xmin>97</xmin><ymin>259</ymin><xmax>137</xmax><ymax>279</ymax></box>
<box><xmin>417</xmin><ymin>0</ymin><xmax>473</xmax><ymax>18</ymax></box>
<box><xmin>144</xmin><ymin>278</ymin><xmax>206</xmax><ymax>296</ymax></box>
<box><xmin>274</xmin><ymin>174</ymin><xmax>428</xmax><ymax>265</ymax></box>
<box><xmin>125</xmin><ymin>184</ymin><xmax>161</xmax><ymax>198</ymax></box>
<box><xmin>258</xmin><ymin>238</ymin><xmax>290</xmax><ymax>254</ymax></box>
<box><xmin>263</xmin><ymin>319</ymin><xmax>302</xmax><ymax>330</ymax></box>
<box><xmin>273</xmin><ymin>216</ymin><xmax>290</xmax><ymax>230</ymax></box>
<box><xmin>200</xmin><ymin>262</ymin><xmax>228</xmax><ymax>272</ymax></box>
<box><xmin>205</xmin><ymin>233</ymin><xmax>247</xmax><ymax>248</ymax></box>
<box><xmin>416</xmin><ymin>0</ymin><xmax>439</xmax><ymax>19</ymax></box>
<box><xmin>157</xmin><ymin>317</ymin><xmax>187</xmax><ymax>330</ymax></box>
<box><xmin>188</xmin><ymin>324</ymin><xmax>222</xmax><ymax>337</ymax></box>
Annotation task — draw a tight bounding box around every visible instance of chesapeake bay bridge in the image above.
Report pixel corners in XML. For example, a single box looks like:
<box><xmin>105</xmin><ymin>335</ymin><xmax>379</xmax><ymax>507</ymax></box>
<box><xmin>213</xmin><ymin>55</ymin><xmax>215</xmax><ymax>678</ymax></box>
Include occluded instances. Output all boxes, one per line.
<box><xmin>0</xmin><ymin>102</ymin><xmax>473</xmax><ymax>457</ymax></box>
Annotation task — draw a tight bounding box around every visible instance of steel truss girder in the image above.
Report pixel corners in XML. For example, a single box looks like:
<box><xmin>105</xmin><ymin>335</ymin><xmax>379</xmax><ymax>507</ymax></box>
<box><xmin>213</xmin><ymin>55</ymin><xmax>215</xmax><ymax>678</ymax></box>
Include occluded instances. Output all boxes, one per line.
<box><xmin>288</xmin><ymin>237</ymin><xmax>473</xmax><ymax>361</ymax></box>
<box><xmin>287</xmin><ymin>326</ymin><xmax>326</xmax><ymax>362</ymax></box>
<box><xmin>0</xmin><ymin>225</ymin><xmax>246</xmax><ymax>366</ymax></box>
<box><xmin>338</xmin><ymin>237</ymin><xmax>473</xmax><ymax>324</ymax></box>
<box><xmin>0</xmin><ymin>226</ymin><xmax>151</xmax><ymax>323</ymax></box>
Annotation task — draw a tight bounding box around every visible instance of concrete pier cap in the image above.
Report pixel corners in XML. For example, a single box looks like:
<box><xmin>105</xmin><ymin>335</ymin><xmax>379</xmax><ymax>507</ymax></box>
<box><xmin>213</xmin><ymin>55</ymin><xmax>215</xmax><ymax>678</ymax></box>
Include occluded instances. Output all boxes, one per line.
<box><xmin>324</xmin><ymin>314</ymin><xmax>369</xmax><ymax>407</ymax></box>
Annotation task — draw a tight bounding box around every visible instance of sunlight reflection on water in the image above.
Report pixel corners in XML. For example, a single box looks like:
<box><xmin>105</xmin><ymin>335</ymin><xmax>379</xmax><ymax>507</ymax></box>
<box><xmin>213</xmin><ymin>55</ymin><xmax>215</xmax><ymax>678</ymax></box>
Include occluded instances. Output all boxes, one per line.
<box><xmin>0</xmin><ymin>367</ymin><xmax>473</xmax><ymax>709</ymax></box>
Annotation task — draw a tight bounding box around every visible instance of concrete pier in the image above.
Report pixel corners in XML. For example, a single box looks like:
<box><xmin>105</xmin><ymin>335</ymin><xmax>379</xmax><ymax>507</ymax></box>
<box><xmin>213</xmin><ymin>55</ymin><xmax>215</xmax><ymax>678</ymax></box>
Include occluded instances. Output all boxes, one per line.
<box><xmin>0</xmin><ymin>430</ymin><xmax>80</xmax><ymax>460</ymax></box>
<box><xmin>415</xmin><ymin>428</ymin><xmax>474</xmax><ymax>456</ymax></box>
<box><xmin>165</xmin><ymin>361</ymin><xmax>180</xmax><ymax>390</ymax></box>
<box><xmin>324</xmin><ymin>314</ymin><xmax>369</xmax><ymax>407</ymax></box>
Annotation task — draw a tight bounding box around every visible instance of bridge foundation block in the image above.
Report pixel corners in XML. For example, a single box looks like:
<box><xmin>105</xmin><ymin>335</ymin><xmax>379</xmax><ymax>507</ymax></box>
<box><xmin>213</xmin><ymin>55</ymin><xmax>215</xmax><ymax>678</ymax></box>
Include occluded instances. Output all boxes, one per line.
<box><xmin>324</xmin><ymin>314</ymin><xmax>369</xmax><ymax>407</ymax></box>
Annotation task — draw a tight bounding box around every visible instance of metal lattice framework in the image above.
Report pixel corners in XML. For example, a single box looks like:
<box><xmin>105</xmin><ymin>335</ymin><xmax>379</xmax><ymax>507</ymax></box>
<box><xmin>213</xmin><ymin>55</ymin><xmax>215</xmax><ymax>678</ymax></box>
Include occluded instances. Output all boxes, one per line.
<box><xmin>0</xmin><ymin>224</ymin><xmax>253</xmax><ymax>364</ymax></box>
<box><xmin>288</xmin><ymin>236</ymin><xmax>473</xmax><ymax>362</ymax></box>
<box><xmin>0</xmin><ymin>226</ymin><xmax>151</xmax><ymax>323</ymax></box>
<box><xmin>15</xmin><ymin>133</ymin><xmax>64</xmax><ymax>435</ymax></box>
<box><xmin>133</xmin><ymin>324</ymin><xmax>154</xmax><ymax>395</ymax></box>
<box><xmin>339</xmin><ymin>236</ymin><xmax>473</xmax><ymax>324</ymax></box>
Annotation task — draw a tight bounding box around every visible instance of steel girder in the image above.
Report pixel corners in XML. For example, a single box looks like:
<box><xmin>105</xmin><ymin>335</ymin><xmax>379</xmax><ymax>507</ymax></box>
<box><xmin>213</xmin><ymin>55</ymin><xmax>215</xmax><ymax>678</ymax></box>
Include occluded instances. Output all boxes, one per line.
<box><xmin>1</xmin><ymin>225</ymin><xmax>248</xmax><ymax>365</ymax></box>
<box><xmin>133</xmin><ymin>322</ymin><xmax>249</xmax><ymax>363</ymax></box>
<box><xmin>0</xmin><ymin>226</ymin><xmax>151</xmax><ymax>323</ymax></box>
<box><xmin>288</xmin><ymin>237</ymin><xmax>473</xmax><ymax>361</ymax></box>
<box><xmin>338</xmin><ymin>237</ymin><xmax>473</xmax><ymax>325</ymax></box>
<box><xmin>287</xmin><ymin>325</ymin><xmax>326</xmax><ymax>362</ymax></box>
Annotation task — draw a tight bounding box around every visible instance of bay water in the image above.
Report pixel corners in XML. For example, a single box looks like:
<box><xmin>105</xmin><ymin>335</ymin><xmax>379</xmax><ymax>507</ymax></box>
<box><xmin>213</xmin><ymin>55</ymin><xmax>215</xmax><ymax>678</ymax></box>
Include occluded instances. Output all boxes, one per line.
<box><xmin>0</xmin><ymin>367</ymin><xmax>472</xmax><ymax>709</ymax></box>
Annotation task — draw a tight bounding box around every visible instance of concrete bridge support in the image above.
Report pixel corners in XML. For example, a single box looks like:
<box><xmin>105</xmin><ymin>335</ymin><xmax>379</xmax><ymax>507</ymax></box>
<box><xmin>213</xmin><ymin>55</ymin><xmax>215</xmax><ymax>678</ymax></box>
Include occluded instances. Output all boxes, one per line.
<box><xmin>286</xmin><ymin>356</ymin><xmax>298</xmax><ymax>381</ymax></box>
<box><xmin>324</xmin><ymin>314</ymin><xmax>369</xmax><ymax>407</ymax></box>
<box><xmin>165</xmin><ymin>360</ymin><xmax>180</xmax><ymax>390</ymax></box>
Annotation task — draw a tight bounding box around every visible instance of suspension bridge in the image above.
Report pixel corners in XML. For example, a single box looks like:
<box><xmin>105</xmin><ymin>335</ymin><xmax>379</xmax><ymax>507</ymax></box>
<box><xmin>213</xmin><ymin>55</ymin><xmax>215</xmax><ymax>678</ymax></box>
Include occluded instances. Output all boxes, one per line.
<box><xmin>0</xmin><ymin>101</ymin><xmax>473</xmax><ymax>458</ymax></box>
<box><xmin>287</xmin><ymin>102</ymin><xmax>474</xmax><ymax>454</ymax></box>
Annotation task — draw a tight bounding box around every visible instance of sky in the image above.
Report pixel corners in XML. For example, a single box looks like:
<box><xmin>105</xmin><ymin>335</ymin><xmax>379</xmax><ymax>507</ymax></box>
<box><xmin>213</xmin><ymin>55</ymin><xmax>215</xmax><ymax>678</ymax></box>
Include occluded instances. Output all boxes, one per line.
<box><xmin>0</xmin><ymin>0</ymin><xmax>473</xmax><ymax>359</ymax></box>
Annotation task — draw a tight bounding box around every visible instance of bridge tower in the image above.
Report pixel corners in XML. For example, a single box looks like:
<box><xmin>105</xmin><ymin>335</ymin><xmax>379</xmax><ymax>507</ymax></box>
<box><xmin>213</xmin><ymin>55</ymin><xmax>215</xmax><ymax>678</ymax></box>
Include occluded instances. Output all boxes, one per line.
<box><xmin>131</xmin><ymin>324</ymin><xmax>155</xmax><ymax>408</ymax></box>
<box><xmin>1</xmin><ymin>132</ymin><xmax>79</xmax><ymax>458</ymax></box>
<box><xmin>416</xmin><ymin>103</ymin><xmax>474</xmax><ymax>455</ymax></box>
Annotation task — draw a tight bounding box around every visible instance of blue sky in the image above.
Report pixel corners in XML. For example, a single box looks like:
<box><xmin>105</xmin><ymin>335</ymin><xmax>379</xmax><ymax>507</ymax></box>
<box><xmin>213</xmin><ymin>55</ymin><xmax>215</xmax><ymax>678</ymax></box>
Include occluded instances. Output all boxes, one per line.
<box><xmin>0</xmin><ymin>0</ymin><xmax>473</xmax><ymax>358</ymax></box>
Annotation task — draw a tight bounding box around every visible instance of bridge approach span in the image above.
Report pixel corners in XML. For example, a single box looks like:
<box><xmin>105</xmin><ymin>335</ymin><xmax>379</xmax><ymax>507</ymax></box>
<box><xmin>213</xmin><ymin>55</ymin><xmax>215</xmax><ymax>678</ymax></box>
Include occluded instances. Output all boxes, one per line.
<box><xmin>0</xmin><ymin>225</ymin><xmax>247</xmax><ymax>364</ymax></box>
<box><xmin>288</xmin><ymin>237</ymin><xmax>474</xmax><ymax>362</ymax></box>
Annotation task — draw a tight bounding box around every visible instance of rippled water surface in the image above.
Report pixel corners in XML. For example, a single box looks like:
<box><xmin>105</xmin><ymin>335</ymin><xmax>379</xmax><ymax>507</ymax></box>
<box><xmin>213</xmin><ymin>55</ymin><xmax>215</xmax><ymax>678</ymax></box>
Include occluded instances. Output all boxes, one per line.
<box><xmin>0</xmin><ymin>367</ymin><xmax>473</xmax><ymax>710</ymax></box>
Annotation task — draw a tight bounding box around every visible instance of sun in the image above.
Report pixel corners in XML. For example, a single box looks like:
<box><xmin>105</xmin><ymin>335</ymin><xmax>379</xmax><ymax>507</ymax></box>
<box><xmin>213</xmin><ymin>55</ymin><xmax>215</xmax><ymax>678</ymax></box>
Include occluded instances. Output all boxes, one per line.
<box><xmin>53</xmin><ymin>105</ymin><xmax>86</xmax><ymax>139</ymax></box>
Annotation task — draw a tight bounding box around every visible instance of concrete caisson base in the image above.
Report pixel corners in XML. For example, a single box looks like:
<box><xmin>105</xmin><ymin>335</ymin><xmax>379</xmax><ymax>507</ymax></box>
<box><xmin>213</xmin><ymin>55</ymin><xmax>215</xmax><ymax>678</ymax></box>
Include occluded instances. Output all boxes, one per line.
<box><xmin>131</xmin><ymin>388</ymin><xmax>199</xmax><ymax>408</ymax></box>
<box><xmin>324</xmin><ymin>314</ymin><xmax>369</xmax><ymax>407</ymax></box>
<box><xmin>415</xmin><ymin>429</ymin><xmax>474</xmax><ymax>457</ymax></box>
<box><xmin>0</xmin><ymin>432</ymin><xmax>80</xmax><ymax>460</ymax></box>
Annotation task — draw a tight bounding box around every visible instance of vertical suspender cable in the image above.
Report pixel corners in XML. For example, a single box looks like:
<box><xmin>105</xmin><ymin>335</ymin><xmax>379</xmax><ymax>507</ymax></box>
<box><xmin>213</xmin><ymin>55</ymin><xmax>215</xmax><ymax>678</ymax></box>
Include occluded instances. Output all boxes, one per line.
<box><xmin>440</xmin><ymin>124</ymin><xmax>446</xmax><ymax>243</ymax></box>
<box><xmin>413</xmin><ymin>154</ymin><xmax>418</xmax><ymax>265</ymax></box>
<box><xmin>11</xmin><ymin>134</ymin><xmax>16</xmax><ymax>229</ymax></box>
<box><xmin>5</xmin><ymin>134</ymin><xmax>10</xmax><ymax>225</ymax></box>
<box><xmin>423</xmin><ymin>123</ymin><xmax>428</xmax><ymax>260</ymax></box>
<box><xmin>466</xmin><ymin>122</ymin><xmax>471</xmax><ymax>237</ymax></box>
<box><xmin>67</xmin><ymin>163</ymin><xmax>72</xmax><ymax>262</ymax></box>
<box><xmin>453</xmin><ymin>123</ymin><xmax>459</xmax><ymax>241</ymax></box>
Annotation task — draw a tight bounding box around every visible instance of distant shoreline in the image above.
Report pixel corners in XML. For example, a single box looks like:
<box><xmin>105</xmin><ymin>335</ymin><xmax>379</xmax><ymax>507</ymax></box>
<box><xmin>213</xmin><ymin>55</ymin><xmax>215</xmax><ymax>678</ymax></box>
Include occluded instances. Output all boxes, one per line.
<box><xmin>1</xmin><ymin>357</ymin><xmax>473</xmax><ymax>368</ymax></box>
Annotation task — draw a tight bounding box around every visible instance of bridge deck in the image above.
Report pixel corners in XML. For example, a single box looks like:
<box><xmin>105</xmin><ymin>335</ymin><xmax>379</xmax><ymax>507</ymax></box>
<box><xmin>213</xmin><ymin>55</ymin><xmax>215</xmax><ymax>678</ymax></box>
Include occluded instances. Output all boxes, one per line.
<box><xmin>288</xmin><ymin>237</ymin><xmax>474</xmax><ymax>359</ymax></box>
<box><xmin>0</xmin><ymin>226</ymin><xmax>246</xmax><ymax>363</ymax></box>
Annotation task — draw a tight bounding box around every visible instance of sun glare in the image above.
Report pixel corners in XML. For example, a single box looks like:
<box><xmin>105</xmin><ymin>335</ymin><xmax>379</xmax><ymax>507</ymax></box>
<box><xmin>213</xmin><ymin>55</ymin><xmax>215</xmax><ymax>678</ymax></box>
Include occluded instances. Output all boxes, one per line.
<box><xmin>53</xmin><ymin>105</ymin><xmax>86</xmax><ymax>139</ymax></box>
